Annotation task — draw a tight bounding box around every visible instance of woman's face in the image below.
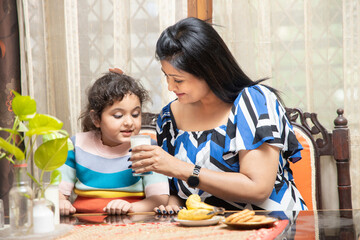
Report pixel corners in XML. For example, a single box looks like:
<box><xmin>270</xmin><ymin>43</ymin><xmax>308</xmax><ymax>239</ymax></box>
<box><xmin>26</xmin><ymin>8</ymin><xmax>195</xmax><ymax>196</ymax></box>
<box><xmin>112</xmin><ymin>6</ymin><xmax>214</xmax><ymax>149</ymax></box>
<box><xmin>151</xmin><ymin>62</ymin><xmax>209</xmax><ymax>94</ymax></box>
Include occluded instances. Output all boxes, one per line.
<box><xmin>93</xmin><ymin>93</ymin><xmax>142</xmax><ymax>147</ymax></box>
<box><xmin>161</xmin><ymin>60</ymin><xmax>212</xmax><ymax>104</ymax></box>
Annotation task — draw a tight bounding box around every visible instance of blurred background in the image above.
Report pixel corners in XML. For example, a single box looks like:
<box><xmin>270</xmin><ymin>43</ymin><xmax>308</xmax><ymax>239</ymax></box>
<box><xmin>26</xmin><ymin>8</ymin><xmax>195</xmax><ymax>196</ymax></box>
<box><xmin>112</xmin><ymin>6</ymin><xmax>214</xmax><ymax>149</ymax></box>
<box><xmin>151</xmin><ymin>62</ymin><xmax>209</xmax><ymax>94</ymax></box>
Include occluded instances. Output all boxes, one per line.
<box><xmin>0</xmin><ymin>0</ymin><xmax>359</xmax><ymax>214</ymax></box>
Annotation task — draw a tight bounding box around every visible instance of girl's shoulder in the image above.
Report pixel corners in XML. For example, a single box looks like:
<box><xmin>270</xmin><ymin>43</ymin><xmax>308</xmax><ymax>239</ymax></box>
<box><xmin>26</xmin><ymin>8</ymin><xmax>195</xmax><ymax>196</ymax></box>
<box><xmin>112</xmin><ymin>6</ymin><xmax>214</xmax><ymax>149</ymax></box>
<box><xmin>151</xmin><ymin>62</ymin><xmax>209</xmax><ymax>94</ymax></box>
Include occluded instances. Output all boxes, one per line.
<box><xmin>75</xmin><ymin>131</ymin><xmax>95</xmax><ymax>137</ymax></box>
<box><xmin>71</xmin><ymin>131</ymin><xmax>97</xmax><ymax>146</ymax></box>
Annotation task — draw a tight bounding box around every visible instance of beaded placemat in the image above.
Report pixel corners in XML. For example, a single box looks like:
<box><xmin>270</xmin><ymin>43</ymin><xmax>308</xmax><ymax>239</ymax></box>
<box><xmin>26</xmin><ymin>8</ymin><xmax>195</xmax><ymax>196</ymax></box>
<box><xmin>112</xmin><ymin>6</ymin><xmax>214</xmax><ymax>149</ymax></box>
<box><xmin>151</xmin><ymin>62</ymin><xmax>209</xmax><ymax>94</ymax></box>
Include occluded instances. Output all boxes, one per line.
<box><xmin>56</xmin><ymin>220</ymin><xmax>288</xmax><ymax>240</ymax></box>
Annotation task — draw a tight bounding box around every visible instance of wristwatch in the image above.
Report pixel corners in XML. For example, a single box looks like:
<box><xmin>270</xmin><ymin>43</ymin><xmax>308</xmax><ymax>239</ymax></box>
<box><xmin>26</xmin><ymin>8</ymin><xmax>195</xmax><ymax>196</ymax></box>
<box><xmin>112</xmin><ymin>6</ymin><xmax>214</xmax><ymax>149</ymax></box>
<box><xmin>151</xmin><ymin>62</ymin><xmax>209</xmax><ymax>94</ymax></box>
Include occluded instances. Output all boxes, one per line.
<box><xmin>187</xmin><ymin>165</ymin><xmax>201</xmax><ymax>188</ymax></box>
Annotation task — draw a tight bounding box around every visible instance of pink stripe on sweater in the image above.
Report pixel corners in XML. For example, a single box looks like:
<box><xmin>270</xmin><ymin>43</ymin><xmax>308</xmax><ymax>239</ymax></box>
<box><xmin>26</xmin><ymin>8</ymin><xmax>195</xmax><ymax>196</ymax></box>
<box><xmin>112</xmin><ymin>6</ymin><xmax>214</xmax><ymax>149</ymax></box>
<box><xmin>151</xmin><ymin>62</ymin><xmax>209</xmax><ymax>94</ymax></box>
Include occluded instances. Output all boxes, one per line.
<box><xmin>75</xmin><ymin>131</ymin><xmax>130</xmax><ymax>158</ymax></box>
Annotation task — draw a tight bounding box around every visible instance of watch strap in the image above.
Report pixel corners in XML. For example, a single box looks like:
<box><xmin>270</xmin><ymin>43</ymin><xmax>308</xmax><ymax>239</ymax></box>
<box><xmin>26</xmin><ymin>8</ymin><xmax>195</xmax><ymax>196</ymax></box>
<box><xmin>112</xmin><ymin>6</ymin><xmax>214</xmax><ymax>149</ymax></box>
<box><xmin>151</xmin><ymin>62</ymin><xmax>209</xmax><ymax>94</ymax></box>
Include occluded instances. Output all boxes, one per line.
<box><xmin>193</xmin><ymin>165</ymin><xmax>201</xmax><ymax>176</ymax></box>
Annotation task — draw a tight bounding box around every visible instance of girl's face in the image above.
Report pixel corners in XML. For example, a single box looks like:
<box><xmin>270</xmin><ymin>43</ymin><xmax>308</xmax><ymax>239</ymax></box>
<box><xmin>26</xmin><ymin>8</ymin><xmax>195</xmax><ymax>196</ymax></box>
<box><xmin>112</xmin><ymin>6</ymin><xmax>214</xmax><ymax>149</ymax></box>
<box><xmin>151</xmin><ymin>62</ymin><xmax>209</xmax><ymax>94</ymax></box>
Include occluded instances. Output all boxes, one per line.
<box><xmin>93</xmin><ymin>93</ymin><xmax>142</xmax><ymax>147</ymax></box>
<box><xmin>161</xmin><ymin>60</ymin><xmax>212</xmax><ymax>104</ymax></box>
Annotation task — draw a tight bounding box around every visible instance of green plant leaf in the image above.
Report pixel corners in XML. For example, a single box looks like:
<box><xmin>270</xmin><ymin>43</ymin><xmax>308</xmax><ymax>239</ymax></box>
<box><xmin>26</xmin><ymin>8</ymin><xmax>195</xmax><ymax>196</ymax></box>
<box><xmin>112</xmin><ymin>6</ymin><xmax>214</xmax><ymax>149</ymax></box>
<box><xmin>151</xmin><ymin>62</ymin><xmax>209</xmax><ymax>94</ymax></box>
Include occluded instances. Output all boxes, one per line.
<box><xmin>0</xmin><ymin>138</ymin><xmax>25</xmax><ymax>160</ymax></box>
<box><xmin>11</xmin><ymin>92</ymin><xmax>36</xmax><ymax>120</ymax></box>
<box><xmin>26</xmin><ymin>114</ymin><xmax>64</xmax><ymax>137</ymax></box>
<box><xmin>34</xmin><ymin>137</ymin><xmax>68</xmax><ymax>171</ymax></box>
<box><xmin>12</xmin><ymin>91</ymin><xmax>20</xmax><ymax>97</ymax></box>
<box><xmin>50</xmin><ymin>170</ymin><xmax>62</xmax><ymax>185</ymax></box>
<box><xmin>0</xmin><ymin>127</ymin><xmax>19</xmax><ymax>135</ymax></box>
<box><xmin>42</xmin><ymin>130</ymin><xmax>69</xmax><ymax>142</ymax></box>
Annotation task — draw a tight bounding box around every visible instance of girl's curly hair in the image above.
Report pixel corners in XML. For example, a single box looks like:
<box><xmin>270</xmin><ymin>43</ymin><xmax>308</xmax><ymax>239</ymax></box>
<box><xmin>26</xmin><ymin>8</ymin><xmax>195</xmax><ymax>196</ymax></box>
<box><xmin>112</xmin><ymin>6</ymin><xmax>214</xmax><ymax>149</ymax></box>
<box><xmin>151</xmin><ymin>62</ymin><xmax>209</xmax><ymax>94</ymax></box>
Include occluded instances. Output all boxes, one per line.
<box><xmin>80</xmin><ymin>72</ymin><xmax>150</xmax><ymax>132</ymax></box>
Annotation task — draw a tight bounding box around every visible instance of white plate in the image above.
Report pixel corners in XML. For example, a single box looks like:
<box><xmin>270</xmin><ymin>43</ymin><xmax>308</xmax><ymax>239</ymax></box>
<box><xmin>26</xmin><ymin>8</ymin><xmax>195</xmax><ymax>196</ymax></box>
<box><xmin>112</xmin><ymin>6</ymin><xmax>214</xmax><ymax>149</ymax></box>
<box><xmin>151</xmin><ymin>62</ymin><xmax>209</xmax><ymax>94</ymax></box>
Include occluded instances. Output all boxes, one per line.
<box><xmin>223</xmin><ymin>217</ymin><xmax>277</xmax><ymax>229</ymax></box>
<box><xmin>174</xmin><ymin>216</ymin><xmax>223</xmax><ymax>227</ymax></box>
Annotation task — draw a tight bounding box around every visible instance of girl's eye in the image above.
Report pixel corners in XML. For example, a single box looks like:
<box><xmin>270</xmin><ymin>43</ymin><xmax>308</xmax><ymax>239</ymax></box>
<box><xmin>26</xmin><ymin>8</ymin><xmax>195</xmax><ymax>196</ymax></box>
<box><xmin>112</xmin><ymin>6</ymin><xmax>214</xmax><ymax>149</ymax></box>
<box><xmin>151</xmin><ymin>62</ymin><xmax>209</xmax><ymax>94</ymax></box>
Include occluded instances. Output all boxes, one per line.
<box><xmin>174</xmin><ymin>79</ymin><xmax>183</xmax><ymax>83</ymax></box>
<box><xmin>113</xmin><ymin>114</ymin><xmax>122</xmax><ymax>119</ymax></box>
<box><xmin>132</xmin><ymin>113</ymin><xmax>140</xmax><ymax>118</ymax></box>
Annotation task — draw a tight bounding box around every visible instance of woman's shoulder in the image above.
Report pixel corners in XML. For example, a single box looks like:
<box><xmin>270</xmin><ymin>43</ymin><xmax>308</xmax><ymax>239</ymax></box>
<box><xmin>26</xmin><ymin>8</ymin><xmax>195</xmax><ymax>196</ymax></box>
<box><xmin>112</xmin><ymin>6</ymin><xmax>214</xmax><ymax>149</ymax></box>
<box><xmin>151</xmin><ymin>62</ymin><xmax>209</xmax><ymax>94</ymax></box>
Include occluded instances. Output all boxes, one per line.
<box><xmin>237</xmin><ymin>84</ymin><xmax>273</xmax><ymax>99</ymax></box>
<box><xmin>158</xmin><ymin>99</ymin><xmax>176</xmax><ymax>125</ymax></box>
<box><xmin>231</xmin><ymin>84</ymin><xmax>285</xmax><ymax>125</ymax></box>
<box><xmin>160</xmin><ymin>99</ymin><xmax>178</xmax><ymax>114</ymax></box>
<box><xmin>234</xmin><ymin>85</ymin><xmax>278</xmax><ymax>108</ymax></box>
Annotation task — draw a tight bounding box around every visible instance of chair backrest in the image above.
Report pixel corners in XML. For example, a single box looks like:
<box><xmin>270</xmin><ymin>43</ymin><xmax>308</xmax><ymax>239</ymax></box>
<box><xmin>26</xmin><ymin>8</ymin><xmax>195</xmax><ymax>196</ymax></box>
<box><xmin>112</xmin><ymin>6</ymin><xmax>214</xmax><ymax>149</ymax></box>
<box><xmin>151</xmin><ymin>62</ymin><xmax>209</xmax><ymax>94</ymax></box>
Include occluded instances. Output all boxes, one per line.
<box><xmin>140</xmin><ymin>112</ymin><xmax>158</xmax><ymax>141</ymax></box>
<box><xmin>285</xmin><ymin>107</ymin><xmax>352</xmax><ymax>211</ymax></box>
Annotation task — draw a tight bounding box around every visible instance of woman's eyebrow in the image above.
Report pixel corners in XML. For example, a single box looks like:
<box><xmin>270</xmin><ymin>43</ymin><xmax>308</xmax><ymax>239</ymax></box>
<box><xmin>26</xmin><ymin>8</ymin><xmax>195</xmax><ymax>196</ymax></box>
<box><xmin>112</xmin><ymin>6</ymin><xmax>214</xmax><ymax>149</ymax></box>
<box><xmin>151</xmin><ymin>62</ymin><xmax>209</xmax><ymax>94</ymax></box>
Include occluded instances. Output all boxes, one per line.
<box><xmin>161</xmin><ymin>68</ymin><xmax>184</xmax><ymax>78</ymax></box>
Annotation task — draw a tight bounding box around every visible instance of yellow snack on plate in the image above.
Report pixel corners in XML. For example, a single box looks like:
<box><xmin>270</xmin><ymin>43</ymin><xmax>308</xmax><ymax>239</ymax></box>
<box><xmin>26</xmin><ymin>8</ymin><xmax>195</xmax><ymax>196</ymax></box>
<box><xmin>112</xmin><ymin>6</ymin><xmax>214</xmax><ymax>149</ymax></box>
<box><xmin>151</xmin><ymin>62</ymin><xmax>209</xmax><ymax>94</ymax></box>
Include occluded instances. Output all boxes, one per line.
<box><xmin>177</xmin><ymin>208</ymin><xmax>214</xmax><ymax>220</ymax></box>
<box><xmin>186</xmin><ymin>194</ymin><xmax>215</xmax><ymax>211</ymax></box>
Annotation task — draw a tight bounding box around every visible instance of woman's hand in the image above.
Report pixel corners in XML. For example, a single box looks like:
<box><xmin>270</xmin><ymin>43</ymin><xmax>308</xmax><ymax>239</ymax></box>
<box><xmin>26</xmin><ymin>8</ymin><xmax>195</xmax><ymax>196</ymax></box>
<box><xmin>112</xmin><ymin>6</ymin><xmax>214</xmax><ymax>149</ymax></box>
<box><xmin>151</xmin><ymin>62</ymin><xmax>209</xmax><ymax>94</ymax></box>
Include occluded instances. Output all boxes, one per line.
<box><xmin>59</xmin><ymin>199</ymin><xmax>76</xmax><ymax>215</ymax></box>
<box><xmin>109</xmin><ymin>67</ymin><xmax>124</xmax><ymax>74</ymax></box>
<box><xmin>130</xmin><ymin>145</ymin><xmax>186</xmax><ymax>177</ymax></box>
<box><xmin>103</xmin><ymin>199</ymin><xmax>133</xmax><ymax>215</ymax></box>
<box><xmin>153</xmin><ymin>195</ymin><xmax>184</xmax><ymax>215</ymax></box>
<box><xmin>154</xmin><ymin>204</ymin><xmax>183</xmax><ymax>215</ymax></box>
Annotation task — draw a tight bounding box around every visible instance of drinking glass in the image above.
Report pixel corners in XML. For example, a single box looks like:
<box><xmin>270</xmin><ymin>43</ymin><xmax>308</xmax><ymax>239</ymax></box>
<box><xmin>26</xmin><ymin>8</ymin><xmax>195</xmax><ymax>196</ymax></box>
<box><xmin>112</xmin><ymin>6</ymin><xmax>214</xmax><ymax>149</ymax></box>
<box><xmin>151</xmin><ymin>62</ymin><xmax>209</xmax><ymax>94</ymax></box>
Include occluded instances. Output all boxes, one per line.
<box><xmin>130</xmin><ymin>135</ymin><xmax>153</xmax><ymax>176</ymax></box>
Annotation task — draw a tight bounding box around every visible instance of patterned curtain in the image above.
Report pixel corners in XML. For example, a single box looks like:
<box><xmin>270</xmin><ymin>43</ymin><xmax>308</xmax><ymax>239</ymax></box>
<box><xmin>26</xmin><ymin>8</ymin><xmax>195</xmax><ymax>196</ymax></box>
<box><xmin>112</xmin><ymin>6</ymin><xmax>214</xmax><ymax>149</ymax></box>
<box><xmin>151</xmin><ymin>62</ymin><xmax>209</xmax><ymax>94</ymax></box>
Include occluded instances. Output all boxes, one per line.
<box><xmin>17</xmin><ymin>0</ymin><xmax>186</xmax><ymax>138</ymax></box>
<box><xmin>213</xmin><ymin>0</ymin><xmax>360</xmax><ymax>209</ymax></box>
<box><xmin>16</xmin><ymin>0</ymin><xmax>186</xmax><ymax>191</ymax></box>
<box><xmin>0</xmin><ymin>0</ymin><xmax>21</xmax><ymax>216</ymax></box>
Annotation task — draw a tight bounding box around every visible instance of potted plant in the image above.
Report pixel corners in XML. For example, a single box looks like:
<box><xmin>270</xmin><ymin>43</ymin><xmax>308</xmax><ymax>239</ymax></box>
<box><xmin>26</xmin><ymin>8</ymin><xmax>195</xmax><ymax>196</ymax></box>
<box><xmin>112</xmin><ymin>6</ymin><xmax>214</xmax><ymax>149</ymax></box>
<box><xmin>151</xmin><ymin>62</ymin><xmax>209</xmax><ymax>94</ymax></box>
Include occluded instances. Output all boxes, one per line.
<box><xmin>0</xmin><ymin>90</ymin><xmax>69</xmax><ymax>235</ymax></box>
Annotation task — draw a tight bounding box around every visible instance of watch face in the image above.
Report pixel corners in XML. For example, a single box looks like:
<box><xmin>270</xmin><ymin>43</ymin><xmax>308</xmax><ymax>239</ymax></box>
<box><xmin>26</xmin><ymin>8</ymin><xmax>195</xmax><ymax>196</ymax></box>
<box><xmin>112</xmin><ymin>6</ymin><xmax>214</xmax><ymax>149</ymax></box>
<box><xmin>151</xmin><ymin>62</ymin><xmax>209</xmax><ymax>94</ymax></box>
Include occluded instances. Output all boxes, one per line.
<box><xmin>187</xmin><ymin>175</ymin><xmax>200</xmax><ymax>188</ymax></box>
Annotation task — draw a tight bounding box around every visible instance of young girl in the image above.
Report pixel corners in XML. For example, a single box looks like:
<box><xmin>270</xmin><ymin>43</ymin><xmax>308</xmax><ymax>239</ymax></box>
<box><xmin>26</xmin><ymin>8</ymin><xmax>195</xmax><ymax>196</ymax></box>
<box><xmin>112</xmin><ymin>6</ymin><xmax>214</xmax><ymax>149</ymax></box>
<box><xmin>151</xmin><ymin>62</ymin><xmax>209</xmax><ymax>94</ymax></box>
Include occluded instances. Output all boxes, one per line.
<box><xmin>58</xmin><ymin>71</ymin><xmax>169</xmax><ymax>215</ymax></box>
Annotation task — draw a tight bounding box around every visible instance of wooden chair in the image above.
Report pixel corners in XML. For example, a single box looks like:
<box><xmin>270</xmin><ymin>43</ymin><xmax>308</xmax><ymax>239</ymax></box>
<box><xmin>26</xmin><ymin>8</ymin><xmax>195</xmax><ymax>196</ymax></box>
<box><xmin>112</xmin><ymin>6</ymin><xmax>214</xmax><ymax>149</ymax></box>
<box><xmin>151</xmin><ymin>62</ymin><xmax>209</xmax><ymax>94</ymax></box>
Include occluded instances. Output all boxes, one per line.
<box><xmin>140</xmin><ymin>112</ymin><xmax>158</xmax><ymax>141</ymax></box>
<box><xmin>285</xmin><ymin>108</ymin><xmax>352</xmax><ymax>212</ymax></box>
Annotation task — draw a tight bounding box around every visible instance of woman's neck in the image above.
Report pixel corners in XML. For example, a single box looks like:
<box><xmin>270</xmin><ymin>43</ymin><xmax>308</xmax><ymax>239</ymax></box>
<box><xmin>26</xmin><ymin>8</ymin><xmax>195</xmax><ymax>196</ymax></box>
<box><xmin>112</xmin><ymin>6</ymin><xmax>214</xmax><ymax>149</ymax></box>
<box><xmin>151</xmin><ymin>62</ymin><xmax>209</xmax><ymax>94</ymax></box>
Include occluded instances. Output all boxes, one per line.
<box><xmin>172</xmin><ymin>96</ymin><xmax>232</xmax><ymax>132</ymax></box>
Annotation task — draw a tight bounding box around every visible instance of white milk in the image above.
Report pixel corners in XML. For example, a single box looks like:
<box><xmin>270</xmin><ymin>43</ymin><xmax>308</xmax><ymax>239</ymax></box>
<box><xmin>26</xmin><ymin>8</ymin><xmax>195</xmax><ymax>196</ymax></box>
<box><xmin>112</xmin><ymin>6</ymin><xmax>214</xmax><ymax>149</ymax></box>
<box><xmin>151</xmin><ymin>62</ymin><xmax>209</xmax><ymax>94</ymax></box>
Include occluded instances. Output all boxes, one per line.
<box><xmin>130</xmin><ymin>135</ymin><xmax>152</xmax><ymax>176</ymax></box>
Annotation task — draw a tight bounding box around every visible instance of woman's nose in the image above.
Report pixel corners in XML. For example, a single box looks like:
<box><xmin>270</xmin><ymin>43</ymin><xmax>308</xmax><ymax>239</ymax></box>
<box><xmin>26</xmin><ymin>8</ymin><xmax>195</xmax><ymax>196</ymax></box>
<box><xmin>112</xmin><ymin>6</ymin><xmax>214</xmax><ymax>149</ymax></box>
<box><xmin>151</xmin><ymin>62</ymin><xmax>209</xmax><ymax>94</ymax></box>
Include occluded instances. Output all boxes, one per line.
<box><xmin>167</xmin><ymin>79</ymin><xmax>176</xmax><ymax>91</ymax></box>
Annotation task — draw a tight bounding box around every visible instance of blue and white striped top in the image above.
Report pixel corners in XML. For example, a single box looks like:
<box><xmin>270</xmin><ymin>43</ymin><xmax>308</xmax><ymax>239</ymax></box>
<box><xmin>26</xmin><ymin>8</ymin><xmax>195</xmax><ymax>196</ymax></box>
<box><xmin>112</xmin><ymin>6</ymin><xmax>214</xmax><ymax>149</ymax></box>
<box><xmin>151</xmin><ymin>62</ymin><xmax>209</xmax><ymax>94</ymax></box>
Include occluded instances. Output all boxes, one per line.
<box><xmin>157</xmin><ymin>85</ymin><xmax>307</xmax><ymax>211</ymax></box>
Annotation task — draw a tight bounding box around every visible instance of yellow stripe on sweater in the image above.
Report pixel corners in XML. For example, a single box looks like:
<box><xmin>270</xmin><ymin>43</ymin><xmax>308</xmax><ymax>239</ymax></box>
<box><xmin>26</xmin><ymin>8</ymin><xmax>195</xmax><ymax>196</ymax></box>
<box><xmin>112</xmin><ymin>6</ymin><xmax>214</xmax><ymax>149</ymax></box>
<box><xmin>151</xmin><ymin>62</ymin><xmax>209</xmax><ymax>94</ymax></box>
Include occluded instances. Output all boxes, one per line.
<box><xmin>74</xmin><ymin>189</ymin><xmax>145</xmax><ymax>198</ymax></box>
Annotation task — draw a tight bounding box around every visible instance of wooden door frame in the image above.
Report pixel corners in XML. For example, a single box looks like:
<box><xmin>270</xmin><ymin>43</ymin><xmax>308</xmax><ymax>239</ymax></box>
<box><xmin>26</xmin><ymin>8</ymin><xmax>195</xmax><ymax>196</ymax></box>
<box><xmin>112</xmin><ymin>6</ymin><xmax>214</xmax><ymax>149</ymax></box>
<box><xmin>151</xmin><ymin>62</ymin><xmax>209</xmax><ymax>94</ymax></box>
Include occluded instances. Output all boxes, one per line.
<box><xmin>188</xmin><ymin>0</ymin><xmax>212</xmax><ymax>22</ymax></box>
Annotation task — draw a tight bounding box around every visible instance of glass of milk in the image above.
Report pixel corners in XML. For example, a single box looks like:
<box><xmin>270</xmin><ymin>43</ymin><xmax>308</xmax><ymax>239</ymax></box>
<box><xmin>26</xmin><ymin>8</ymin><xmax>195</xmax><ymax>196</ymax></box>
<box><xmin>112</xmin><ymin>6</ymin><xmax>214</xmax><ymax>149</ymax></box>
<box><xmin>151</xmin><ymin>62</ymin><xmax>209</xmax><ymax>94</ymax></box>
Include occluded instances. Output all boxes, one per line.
<box><xmin>130</xmin><ymin>135</ymin><xmax>153</xmax><ymax>176</ymax></box>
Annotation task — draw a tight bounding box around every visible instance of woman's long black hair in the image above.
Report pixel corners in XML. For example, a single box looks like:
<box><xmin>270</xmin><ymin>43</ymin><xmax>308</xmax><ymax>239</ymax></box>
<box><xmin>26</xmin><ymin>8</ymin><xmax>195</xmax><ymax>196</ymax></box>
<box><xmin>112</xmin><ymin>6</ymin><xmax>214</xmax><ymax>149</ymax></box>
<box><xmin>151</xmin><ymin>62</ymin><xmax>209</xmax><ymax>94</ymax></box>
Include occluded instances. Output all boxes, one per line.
<box><xmin>156</xmin><ymin>17</ymin><xmax>278</xmax><ymax>103</ymax></box>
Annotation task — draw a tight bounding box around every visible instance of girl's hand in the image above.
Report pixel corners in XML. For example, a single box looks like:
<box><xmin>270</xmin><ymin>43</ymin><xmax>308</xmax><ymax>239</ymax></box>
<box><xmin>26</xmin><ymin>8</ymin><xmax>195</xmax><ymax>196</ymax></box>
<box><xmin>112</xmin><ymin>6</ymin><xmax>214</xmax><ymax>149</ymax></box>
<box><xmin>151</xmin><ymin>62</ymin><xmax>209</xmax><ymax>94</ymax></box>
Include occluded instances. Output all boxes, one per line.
<box><xmin>103</xmin><ymin>199</ymin><xmax>133</xmax><ymax>215</ymax></box>
<box><xmin>59</xmin><ymin>199</ymin><xmax>76</xmax><ymax>215</ymax></box>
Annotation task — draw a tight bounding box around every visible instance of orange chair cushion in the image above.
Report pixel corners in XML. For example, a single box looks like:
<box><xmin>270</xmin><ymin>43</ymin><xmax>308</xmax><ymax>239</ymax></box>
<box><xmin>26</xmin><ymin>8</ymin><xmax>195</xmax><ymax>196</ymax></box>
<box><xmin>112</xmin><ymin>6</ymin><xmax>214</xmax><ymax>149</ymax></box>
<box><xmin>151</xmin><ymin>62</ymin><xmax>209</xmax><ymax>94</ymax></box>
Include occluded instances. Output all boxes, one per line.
<box><xmin>140</xmin><ymin>128</ymin><xmax>157</xmax><ymax>141</ymax></box>
<box><xmin>289</xmin><ymin>129</ymin><xmax>315</xmax><ymax>210</ymax></box>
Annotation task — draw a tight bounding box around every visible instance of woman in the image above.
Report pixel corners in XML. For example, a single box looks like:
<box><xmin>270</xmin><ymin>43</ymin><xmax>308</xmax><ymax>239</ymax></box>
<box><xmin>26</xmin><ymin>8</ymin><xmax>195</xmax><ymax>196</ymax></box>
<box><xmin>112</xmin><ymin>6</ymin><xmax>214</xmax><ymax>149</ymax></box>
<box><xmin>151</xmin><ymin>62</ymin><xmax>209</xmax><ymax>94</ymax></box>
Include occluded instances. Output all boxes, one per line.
<box><xmin>129</xmin><ymin>17</ymin><xmax>306</xmax><ymax>213</ymax></box>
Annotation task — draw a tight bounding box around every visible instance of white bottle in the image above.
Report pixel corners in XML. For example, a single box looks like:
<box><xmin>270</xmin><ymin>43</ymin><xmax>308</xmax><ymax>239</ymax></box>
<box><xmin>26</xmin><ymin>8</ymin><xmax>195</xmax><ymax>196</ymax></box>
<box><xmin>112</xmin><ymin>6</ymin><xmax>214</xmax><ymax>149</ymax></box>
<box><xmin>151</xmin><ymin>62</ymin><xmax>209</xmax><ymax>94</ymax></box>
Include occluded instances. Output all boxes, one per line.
<box><xmin>33</xmin><ymin>198</ymin><xmax>55</xmax><ymax>234</ymax></box>
<box><xmin>45</xmin><ymin>185</ymin><xmax>60</xmax><ymax>224</ymax></box>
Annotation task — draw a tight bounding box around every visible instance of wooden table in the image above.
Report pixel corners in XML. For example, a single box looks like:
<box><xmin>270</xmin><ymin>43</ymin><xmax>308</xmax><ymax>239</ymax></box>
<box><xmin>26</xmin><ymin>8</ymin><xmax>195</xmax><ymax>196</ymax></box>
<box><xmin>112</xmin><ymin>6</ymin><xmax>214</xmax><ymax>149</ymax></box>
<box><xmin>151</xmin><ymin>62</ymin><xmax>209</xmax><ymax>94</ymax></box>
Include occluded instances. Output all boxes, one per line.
<box><xmin>57</xmin><ymin>209</ymin><xmax>360</xmax><ymax>240</ymax></box>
